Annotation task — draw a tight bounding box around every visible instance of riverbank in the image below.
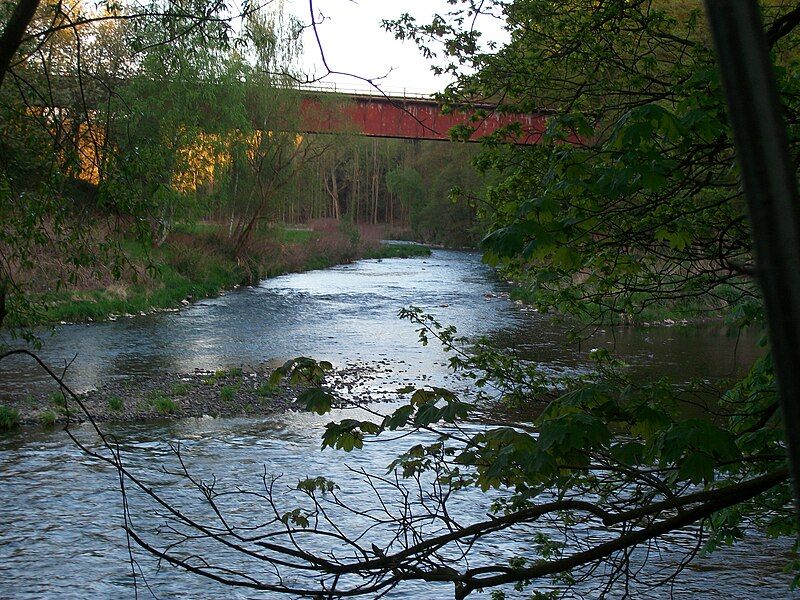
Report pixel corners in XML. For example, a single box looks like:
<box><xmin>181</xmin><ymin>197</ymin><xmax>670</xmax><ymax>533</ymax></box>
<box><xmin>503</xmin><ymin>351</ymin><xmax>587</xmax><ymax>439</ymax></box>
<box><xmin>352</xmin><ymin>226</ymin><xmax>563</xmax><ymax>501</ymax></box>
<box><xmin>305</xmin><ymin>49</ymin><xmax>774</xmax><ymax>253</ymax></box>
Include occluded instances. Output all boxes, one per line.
<box><xmin>27</xmin><ymin>221</ymin><xmax>430</xmax><ymax>326</ymax></box>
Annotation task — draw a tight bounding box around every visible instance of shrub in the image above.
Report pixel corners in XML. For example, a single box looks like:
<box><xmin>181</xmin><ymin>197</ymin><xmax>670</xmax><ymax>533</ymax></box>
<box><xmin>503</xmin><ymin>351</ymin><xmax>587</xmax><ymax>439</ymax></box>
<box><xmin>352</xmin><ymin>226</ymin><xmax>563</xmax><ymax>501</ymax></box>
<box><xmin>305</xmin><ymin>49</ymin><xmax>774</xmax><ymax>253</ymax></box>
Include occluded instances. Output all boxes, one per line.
<box><xmin>338</xmin><ymin>219</ymin><xmax>361</xmax><ymax>249</ymax></box>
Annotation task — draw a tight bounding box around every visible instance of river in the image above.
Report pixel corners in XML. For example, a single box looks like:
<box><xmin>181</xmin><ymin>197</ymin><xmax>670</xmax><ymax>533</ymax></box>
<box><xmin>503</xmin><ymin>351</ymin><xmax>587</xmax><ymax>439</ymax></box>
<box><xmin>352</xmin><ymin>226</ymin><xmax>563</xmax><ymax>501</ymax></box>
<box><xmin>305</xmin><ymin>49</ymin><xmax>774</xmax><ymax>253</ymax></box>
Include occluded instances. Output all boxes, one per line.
<box><xmin>0</xmin><ymin>249</ymin><xmax>793</xmax><ymax>599</ymax></box>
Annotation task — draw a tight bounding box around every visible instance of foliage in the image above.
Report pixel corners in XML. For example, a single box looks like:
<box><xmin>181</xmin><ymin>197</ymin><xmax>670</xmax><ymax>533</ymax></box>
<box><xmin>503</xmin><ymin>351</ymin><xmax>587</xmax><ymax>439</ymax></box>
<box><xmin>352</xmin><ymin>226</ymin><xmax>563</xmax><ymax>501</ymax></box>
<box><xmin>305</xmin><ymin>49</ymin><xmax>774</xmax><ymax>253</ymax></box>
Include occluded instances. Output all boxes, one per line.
<box><xmin>39</xmin><ymin>410</ymin><xmax>57</xmax><ymax>427</ymax></box>
<box><xmin>256</xmin><ymin>308</ymin><xmax>791</xmax><ymax>596</ymax></box>
<box><xmin>0</xmin><ymin>405</ymin><xmax>20</xmax><ymax>431</ymax></box>
<box><xmin>220</xmin><ymin>385</ymin><xmax>238</xmax><ymax>402</ymax></box>
<box><xmin>0</xmin><ymin>0</ymin><xmax>483</xmax><ymax>336</ymax></box>
<box><xmin>284</xmin><ymin>135</ymin><xmax>488</xmax><ymax>247</ymax></box>
<box><xmin>0</xmin><ymin>0</ymin><xmax>320</xmax><ymax>332</ymax></box>
<box><xmin>107</xmin><ymin>396</ymin><xmax>124</xmax><ymax>412</ymax></box>
<box><xmin>389</xmin><ymin>1</ymin><xmax>782</xmax><ymax>322</ymax></box>
<box><xmin>180</xmin><ymin>0</ymin><xmax>792</xmax><ymax>595</ymax></box>
<box><xmin>151</xmin><ymin>395</ymin><xmax>178</xmax><ymax>415</ymax></box>
<box><xmin>0</xmin><ymin>0</ymin><xmax>259</xmax><ymax>332</ymax></box>
<box><xmin>272</xmin><ymin>0</ymin><xmax>800</xmax><ymax>593</ymax></box>
<box><xmin>387</xmin><ymin>142</ymin><xmax>489</xmax><ymax>246</ymax></box>
<box><xmin>29</xmin><ymin>223</ymin><xmax>399</xmax><ymax>325</ymax></box>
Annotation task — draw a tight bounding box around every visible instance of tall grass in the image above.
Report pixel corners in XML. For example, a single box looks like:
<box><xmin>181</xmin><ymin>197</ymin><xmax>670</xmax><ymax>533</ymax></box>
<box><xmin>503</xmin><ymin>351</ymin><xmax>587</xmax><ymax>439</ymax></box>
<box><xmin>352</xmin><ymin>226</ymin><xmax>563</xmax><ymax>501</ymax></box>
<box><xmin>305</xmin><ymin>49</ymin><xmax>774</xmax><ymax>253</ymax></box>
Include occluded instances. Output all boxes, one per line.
<box><xmin>0</xmin><ymin>406</ymin><xmax>20</xmax><ymax>431</ymax></box>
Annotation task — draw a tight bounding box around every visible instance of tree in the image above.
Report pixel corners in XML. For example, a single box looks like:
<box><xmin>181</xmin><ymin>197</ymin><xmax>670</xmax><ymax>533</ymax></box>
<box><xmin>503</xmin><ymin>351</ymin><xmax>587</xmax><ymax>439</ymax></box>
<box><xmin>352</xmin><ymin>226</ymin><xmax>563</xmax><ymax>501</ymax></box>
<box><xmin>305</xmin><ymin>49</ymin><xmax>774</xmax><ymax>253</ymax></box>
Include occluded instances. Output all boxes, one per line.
<box><xmin>105</xmin><ymin>4</ymin><xmax>252</xmax><ymax>245</ymax></box>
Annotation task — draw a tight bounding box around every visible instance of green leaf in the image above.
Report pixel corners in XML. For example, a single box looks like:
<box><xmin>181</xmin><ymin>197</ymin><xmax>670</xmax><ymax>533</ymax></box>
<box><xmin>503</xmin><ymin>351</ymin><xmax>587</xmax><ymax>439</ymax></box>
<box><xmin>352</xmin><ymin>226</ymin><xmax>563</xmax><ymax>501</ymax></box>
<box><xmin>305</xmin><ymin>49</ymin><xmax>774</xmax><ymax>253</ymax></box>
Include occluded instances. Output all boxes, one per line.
<box><xmin>384</xmin><ymin>404</ymin><xmax>414</xmax><ymax>430</ymax></box>
<box><xmin>298</xmin><ymin>388</ymin><xmax>333</xmax><ymax>415</ymax></box>
<box><xmin>678</xmin><ymin>452</ymin><xmax>716</xmax><ymax>484</ymax></box>
<box><xmin>414</xmin><ymin>402</ymin><xmax>442</xmax><ymax>426</ymax></box>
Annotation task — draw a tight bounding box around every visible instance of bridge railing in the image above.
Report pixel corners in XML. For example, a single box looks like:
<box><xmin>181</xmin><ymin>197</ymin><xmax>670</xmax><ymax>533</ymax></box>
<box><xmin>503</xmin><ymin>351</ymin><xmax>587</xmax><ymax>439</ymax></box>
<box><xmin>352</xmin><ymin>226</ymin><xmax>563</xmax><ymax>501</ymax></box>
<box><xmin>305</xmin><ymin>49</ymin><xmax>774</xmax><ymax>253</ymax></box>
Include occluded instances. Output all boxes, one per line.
<box><xmin>292</xmin><ymin>81</ymin><xmax>438</xmax><ymax>100</ymax></box>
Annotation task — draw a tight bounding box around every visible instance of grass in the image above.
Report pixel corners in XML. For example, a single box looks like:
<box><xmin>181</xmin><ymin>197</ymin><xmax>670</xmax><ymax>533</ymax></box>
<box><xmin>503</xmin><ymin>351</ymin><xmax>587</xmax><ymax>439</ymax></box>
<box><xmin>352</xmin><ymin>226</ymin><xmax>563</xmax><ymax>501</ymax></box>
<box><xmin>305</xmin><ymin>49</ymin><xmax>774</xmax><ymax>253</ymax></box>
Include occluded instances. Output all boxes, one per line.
<box><xmin>108</xmin><ymin>396</ymin><xmax>124</xmax><ymax>412</ymax></box>
<box><xmin>220</xmin><ymin>385</ymin><xmax>238</xmax><ymax>402</ymax></box>
<box><xmin>147</xmin><ymin>390</ymin><xmax>167</xmax><ymax>402</ymax></box>
<box><xmin>257</xmin><ymin>382</ymin><xmax>280</xmax><ymax>397</ymax></box>
<box><xmin>145</xmin><ymin>389</ymin><xmax>179</xmax><ymax>414</ymax></box>
<box><xmin>203</xmin><ymin>368</ymin><xmax>242</xmax><ymax>385</ymax></box>
<box><xmin>271</xmin><ymin>227</ymin><xmax>317</xmax><ymax>244</ymax></box>
<box><xmin>40</xmin><ymin>410</ymin><xmax>57</xmax><ymax>427</ymax></box>
<box><xmin>0</xmin><ymin>406</ymin><xmax>20</xmax><ymax>431</ymax></box>
<box><xmin>49</xmin><ymin>391</ymin><xmax>68</xmax><ymax>415</ymax></box>
<box><xmin>152</xmin><ymin>395</ymin><xmax>179</xmax><ymax>415</ymax></box>
<box><xmin>170</xmin><ymin>382</ymin><xmax>191</xmax><ymax>396</ymax></box>
<box><xmin>41</xmin><ymin>228</ymin><xmax>244</xmax><ymax>324</ymax></box>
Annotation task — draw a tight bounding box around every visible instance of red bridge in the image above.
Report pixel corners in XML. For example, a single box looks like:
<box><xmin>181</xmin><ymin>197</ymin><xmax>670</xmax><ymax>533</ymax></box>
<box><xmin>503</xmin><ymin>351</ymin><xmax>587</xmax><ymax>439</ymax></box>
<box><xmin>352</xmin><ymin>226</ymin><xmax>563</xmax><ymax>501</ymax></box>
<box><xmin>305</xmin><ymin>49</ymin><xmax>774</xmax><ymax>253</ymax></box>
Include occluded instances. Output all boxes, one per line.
<box><xmin>298</xmin><ymin>92</ymin><xmax>551</xmax><ymax>144</ymax></box>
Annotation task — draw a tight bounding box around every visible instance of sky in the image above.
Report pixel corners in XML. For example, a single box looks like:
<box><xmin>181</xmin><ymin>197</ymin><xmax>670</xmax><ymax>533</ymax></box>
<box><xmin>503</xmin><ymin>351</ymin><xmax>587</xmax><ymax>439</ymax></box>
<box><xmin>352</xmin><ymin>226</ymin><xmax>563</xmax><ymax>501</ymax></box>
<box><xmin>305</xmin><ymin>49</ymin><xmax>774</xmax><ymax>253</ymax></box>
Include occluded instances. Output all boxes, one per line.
<box><xmin>281</xmin><ymin>0</ymin><xmax>507</xmax><ymax>95</ymax></box>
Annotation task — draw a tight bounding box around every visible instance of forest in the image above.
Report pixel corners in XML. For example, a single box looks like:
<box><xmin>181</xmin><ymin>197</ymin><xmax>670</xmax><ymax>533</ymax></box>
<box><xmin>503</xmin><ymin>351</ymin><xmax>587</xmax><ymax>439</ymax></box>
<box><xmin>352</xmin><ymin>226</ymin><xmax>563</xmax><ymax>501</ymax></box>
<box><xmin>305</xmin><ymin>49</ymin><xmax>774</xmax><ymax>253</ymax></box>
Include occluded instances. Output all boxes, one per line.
<box><xmin>1</xmin><ymin>0</ymin><xmax>800</xmax><ymax>599</ymax></box>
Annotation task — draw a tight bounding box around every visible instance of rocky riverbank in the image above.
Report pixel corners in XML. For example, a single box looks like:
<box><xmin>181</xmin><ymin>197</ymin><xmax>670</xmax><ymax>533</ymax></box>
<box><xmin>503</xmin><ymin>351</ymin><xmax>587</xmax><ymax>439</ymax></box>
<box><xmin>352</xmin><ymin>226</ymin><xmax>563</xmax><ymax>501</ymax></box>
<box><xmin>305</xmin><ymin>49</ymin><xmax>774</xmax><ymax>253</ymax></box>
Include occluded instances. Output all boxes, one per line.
<box><xmin>3</xmin><ymin>361</ymin><xmax>400</xmax><ymax>431</ymax></box>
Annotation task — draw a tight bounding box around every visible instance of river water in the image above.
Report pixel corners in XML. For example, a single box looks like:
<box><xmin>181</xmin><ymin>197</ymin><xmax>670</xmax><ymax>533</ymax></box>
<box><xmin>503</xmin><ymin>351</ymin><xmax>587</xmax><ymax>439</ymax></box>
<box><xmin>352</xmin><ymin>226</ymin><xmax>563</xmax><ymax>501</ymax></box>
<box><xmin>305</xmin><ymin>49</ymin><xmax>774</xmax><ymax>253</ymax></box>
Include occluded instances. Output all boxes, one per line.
<box><xmin>0</xmin><ymin>249</ymin><xmax>793</xmax><ymax>599</ymax></box>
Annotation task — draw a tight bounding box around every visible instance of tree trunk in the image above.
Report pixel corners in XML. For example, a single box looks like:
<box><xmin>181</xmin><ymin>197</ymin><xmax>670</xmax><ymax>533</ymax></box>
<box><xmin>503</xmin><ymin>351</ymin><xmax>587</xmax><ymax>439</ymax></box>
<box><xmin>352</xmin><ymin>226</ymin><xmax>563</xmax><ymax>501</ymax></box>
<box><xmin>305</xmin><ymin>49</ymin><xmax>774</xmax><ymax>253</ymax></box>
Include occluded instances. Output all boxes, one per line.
<box><xmin>324</xmin><ymin>166</ymin><xmax>340</xmax><ymax>220</ymax></box>
<box><xmin>705</xmin><ymin>0</ymin><xmax>800</xmax><ymax>518</ymax></box>
<box><xmin>0</xmin><ymin>0</ymin><xmax>42</xmax><ymax>88</ymax></box>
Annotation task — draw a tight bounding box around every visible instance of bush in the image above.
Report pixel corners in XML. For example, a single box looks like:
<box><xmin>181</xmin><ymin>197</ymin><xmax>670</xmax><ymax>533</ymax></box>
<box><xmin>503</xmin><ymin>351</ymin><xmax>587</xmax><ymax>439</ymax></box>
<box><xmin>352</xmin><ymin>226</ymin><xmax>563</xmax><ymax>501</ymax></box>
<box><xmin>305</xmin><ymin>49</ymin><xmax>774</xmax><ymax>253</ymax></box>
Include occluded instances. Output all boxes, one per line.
<box><xmin>108</xmin><ymin>396</ymin><xmax>124</xmax><ymax>412</ymax></box>
<box><xmin>338</xmin><ymin>219</ymin><xmax>361</xmax><ymax>249</ymax></box>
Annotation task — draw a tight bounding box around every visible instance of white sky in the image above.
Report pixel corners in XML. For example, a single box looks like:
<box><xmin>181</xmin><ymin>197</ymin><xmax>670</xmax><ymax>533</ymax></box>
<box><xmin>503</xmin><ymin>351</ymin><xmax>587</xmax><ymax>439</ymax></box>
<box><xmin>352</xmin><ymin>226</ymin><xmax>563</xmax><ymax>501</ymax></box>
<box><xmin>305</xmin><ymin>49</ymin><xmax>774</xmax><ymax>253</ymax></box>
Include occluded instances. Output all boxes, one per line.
<box><xmin>281</xmin><ymin>0</ymin><xmax>507</xmax><ymax>95</ymax></box>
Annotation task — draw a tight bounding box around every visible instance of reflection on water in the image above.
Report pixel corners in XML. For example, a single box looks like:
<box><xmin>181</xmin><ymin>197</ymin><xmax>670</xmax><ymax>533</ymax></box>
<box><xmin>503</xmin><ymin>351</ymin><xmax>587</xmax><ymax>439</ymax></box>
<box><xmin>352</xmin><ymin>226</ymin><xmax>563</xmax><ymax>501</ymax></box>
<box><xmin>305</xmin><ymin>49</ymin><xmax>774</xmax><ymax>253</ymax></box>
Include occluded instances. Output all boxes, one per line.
<box><xmin>0</xmin><ymin>250</ymin><xmax>784</xmax><ymax>598</ymax></box>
